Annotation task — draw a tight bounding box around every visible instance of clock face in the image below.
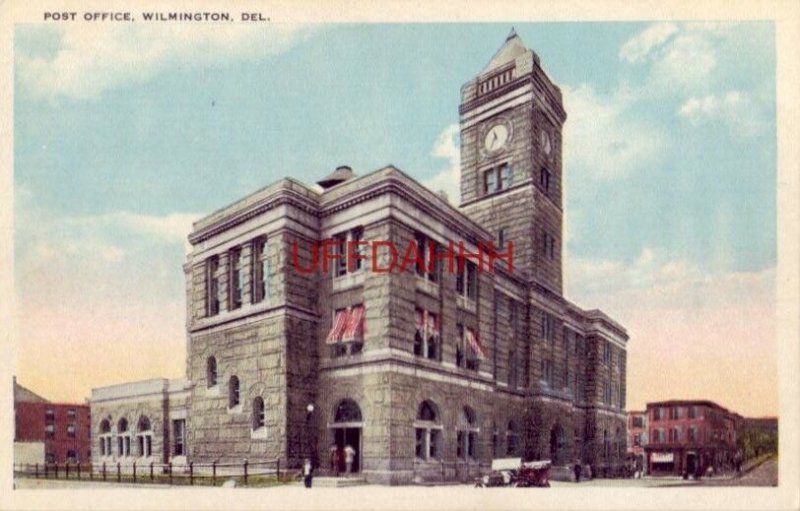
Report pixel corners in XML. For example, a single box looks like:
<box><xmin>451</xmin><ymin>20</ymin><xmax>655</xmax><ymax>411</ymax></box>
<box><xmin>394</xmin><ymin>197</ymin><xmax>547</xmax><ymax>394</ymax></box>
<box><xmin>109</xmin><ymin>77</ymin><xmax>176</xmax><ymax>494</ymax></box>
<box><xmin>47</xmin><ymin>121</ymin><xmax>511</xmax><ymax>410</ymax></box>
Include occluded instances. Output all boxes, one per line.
<box><xmin>541</xmin><ymin>130</ymin><xmax>552</xmax><ymax>155</ymax></box>
<box><xmin>484</xmin><ymin>123</ymin><xmax>509</xmax><ymax>152</ymax></box>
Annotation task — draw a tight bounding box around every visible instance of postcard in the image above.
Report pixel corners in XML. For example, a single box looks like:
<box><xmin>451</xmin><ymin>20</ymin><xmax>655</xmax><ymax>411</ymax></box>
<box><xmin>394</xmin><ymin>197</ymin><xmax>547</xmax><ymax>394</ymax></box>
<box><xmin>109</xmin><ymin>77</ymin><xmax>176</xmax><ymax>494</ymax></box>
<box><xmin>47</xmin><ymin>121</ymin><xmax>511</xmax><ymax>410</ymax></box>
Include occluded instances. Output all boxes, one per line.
<box><xmin>1</xmin><ymin>1</ymin><xmax>798</xmax><ymax>510</ymax></box>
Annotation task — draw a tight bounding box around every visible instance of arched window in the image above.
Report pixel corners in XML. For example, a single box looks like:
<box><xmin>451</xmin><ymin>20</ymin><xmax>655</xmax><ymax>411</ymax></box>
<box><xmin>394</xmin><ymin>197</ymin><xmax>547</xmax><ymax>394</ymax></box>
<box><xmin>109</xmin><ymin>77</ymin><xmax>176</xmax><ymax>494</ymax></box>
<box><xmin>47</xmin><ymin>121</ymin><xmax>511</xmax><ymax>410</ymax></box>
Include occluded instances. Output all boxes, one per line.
<box><xmin>229</xmin><ymin>376</ymin><xmax>240</xmax><ymax>408</ymax></box>
<box><xmin>334</xmin><ymin>399</ymin><xmax>363</xmax><ymax>423</ymax></box>
<box><xmin>457</xmin><ymin>406</ymin><xmax>479</xmax><ymax>460</ymax></box>
<box><xmin>137</xmin><ymin>416</ymin><xmax>153</xmax><ymax>458</ymax></box>
<box><xmin>207</xmin><ymin>356</ymin><xmax>217</xmax><ymax>387</ymax></box>
<box><xmin>99</xmin><ymin>419</ymin><xmax>111</xmax><ymax>457</ymax></box>
<box><xmin>415</xmin><ymin>400</ymin><xmax>441</xmax><ymax>460</ymax></box>
<box><xmin>506</xmin><ymin>420</ymin><xmax>519</xmax><ymax>455</ymax></box>
<box><xmin>117</xmin><ymin>418</ymin><xmax>130</xmax><ymax>457</ymax></box>
<box><xmin>253</xmin><ymin>397</ymin><xmax>265</xmax><ymax>429</ymax></box>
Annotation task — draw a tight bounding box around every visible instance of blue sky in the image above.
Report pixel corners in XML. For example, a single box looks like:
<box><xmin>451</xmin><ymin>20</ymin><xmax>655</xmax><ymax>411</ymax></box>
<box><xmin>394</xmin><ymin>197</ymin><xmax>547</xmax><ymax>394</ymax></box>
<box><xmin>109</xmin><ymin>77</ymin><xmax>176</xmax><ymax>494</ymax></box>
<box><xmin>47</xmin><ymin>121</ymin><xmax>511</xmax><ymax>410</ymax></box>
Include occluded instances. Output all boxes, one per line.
<box><xmin>14</xmin><ymin>22</ymin><xmax>778</xmax><ymax>415</ymax></box>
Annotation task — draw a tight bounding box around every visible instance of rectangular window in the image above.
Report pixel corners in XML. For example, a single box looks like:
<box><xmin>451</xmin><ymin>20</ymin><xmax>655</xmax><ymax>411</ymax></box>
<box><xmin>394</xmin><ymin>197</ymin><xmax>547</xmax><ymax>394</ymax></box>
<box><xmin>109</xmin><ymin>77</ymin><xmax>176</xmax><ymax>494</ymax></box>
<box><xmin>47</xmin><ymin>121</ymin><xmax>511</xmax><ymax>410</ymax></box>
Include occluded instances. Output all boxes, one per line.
<box><xmin>228</xmin><ymin>247</ymin><xmax>242</xmax><ymax>310</ymax></box>
<box><xmin>67</xmin><ymin>424</ymin><xmax>76</xmax><ymax>438</ymax></box>
<box><xmin>540</xmin><ymin>168</ymin><xmax>551</xmax><ymax>193</ymax></box>
<box><xmin>333</xmin><ymin>227</ymin><xmax>367</xmax><ymax>277</ymax></box>
<box><xmin>456</xmin><ymin>260</ymin><xmax>478</xmax><ymax>301</ymax></box>
<box><xmin>483</xmin><ymin>162</ymin><xmax>513</xmax><ymax>195</ymax></box>
<box><xmin>541</xmin><ymin>359</ymin><xmax>553</xmax><ymax>385</ymax></box>
<box><xmin>206</xmin><ymin>256</ymin><xmax>220</xmax><ymax>316</ymax></box>
<box><xmin>603</xmin><ymin>342</ymin><xmax>612</xmax><ymax>366</ymax></box>
<box><xmin>541</xmin><ymin>312</ymin><xmax>555</xmax><ymax>343</ymax></box>
<box><xmin>414</xmin><ymin>232</ymin><xmax>439</xmax><ymax>282</ymax></box>
<box><xmin>334</xmin><ymin>232</ymin><xmax>348</xmax><ymax>277</ymax></box>
<box><xmin>173</xmin><ymin>419</ymin><xmax>186</xmax><ymax>456</ymax></box>
<box><xmin>45</xmin><ymin>409</ymin><xmax>55</xmax><ymax>422</ymax></box>
<box><xmin>633</xmin><ymin>434</ymin><xmax>641</xmax><ymax>447</ymax></box>
<box><xmin>540</xmin><ymin>231</ymin><xmax>556</xmax><ymax>259</ymax></box>
<box><xmin>251</xmin><ymin>236</ymin><xmax>268</xmax><ymax>304</ymax></box>
<box><xmin>67</xmin><ymin>409</ymin><xmax>76</xmax><ymax>420</ymax></box>
<box><xmin>45</xmin><ymin>424</ymin><xmax>55</xmax><ymax>439</ymax></box>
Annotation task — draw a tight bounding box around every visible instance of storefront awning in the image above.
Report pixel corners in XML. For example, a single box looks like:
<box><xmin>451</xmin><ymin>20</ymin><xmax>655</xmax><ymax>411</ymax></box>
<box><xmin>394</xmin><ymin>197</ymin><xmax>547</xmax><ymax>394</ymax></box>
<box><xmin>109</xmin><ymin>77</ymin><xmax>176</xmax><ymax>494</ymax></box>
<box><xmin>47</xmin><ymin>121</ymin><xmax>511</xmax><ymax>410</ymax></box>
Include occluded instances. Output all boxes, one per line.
<box><xmin>326</xmin><ymin>309</ymin><xmax>350</xmax><ymax>344</ymax></box>
<box><xmin>341</xmin><ymin>305</ymin><xmax>366</xmax><ymax>342</ymax></box>
<box><xmin>651</xmin><ymin>452</ymin><xmax>674</xmax><ymax>463</ymax></box>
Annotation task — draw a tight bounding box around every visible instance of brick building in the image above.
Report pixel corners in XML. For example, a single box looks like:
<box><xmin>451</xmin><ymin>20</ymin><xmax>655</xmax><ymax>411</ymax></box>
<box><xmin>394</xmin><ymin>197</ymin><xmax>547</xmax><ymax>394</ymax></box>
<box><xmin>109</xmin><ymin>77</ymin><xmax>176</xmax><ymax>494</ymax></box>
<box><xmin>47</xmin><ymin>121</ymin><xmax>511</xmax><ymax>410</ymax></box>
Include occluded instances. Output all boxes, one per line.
<box><xmin>14</xmin><ymin>378</ymin><xmax>91</xmax><ymax>465</ymax></box>
<box><xmin>626</xmin><ymin>410</ymin><xmax>647</xmax><ymax>475</ymax></box>
<box><xmin>90</xmin><ymin>31</ymin><xmax>630</xmax><ymax>484</ymax></box>
<box><xmin>644</xmin><ymin>400</ymin><xmax>741</xmax><ymax>476</ymax></box>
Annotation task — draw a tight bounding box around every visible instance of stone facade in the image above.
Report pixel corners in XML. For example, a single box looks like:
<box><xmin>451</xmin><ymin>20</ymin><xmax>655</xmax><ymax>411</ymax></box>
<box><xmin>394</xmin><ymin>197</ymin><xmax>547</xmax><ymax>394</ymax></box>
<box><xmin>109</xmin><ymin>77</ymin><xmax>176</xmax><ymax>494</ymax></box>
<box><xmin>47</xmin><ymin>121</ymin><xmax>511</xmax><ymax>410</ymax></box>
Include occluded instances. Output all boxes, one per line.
<box><xmin>89</xmin><ymin>31</ymin><xmax>630</xmax><ymax>485</ymax></box>
<box><xmin>89</xmin><ymin>378</ymin><xmax>190</xmax><ymax>470</ymax></box>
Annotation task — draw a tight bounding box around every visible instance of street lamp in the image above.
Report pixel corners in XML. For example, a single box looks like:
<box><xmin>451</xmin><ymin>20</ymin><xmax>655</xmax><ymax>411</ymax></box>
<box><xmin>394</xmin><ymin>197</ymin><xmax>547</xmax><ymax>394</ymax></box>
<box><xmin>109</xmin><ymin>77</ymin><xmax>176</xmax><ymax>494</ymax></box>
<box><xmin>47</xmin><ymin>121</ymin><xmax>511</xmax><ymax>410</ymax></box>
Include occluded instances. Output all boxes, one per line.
<box><xmin>306</xmin><ymin>403</ymin><xmax>315</xmax><ymax>464</ymax></box>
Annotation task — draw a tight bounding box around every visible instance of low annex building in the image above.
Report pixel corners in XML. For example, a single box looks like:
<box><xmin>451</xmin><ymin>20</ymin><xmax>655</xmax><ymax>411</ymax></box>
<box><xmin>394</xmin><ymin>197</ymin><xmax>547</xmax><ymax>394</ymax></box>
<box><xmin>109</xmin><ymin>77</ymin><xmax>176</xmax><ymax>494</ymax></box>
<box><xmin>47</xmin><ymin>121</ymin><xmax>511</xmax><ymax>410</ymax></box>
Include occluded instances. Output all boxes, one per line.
<box><xmin>90</xmin><ymin>31</ymin><xmax>630</xmax><ymax>485</ymax></box>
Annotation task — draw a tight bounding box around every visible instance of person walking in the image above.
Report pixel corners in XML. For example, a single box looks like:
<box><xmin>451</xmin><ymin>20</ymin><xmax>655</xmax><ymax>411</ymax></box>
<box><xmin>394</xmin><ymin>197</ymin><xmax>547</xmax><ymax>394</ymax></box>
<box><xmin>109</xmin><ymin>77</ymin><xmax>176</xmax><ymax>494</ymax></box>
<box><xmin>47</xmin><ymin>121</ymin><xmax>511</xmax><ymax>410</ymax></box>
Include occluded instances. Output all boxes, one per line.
<box><xmin>344</xmin><ymin>444</ymin><xmax>356</xmax><ymax>474</ymax></box>
<box><xmin>302</xmin><ymin>458</ymin><xmax>314</xmax><ymax>488</ymax></box>
<box><xmin>329</xmin><ymin>443</ymin><xmax>338</xmax><ymax>476</ymax></box>
<box><xmin>573</xmin><ymin>462</ymin><xmax>582</xmax><ymax>483</ymax></box>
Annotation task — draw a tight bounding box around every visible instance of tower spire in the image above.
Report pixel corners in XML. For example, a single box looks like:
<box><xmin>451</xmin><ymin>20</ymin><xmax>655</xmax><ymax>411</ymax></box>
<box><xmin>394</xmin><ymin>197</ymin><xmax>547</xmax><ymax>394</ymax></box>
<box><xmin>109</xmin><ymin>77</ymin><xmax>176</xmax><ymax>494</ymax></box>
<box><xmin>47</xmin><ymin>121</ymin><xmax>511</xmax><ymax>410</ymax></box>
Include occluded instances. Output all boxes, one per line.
<box><xmin>506</xmin><ymin>27</ymin><xmax>517</xmax><ymax>41</ymax></box>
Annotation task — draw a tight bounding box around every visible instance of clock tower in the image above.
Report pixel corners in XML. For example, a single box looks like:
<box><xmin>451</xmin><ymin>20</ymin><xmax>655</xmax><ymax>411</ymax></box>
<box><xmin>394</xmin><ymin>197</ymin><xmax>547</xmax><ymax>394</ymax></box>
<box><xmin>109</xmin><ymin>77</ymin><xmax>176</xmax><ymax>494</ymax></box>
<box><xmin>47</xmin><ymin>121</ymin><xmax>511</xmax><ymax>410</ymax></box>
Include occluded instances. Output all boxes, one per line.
<box><xmin>459</xmin><ymin>29</ymin><xmax>567</xmax><ymax>293</ymax></box>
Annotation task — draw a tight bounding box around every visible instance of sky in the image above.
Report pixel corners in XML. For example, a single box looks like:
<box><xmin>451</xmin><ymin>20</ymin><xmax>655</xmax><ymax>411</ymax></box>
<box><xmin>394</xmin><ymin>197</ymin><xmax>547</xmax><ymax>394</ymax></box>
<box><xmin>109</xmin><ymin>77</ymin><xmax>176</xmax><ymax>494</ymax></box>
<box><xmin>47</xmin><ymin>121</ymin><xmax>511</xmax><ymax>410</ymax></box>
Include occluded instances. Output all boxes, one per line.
<box><xmin>13</xmin><ymin>22</ymin><xmax>778</xmax><ymax>416</ymax></box>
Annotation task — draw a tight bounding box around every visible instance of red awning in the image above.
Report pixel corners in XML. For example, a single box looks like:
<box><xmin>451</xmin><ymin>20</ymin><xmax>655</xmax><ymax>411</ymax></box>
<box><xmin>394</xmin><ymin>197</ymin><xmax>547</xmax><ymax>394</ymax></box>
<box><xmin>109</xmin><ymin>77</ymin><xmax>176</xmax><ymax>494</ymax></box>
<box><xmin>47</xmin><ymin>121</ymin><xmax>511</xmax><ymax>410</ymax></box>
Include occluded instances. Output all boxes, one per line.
<box><xmin>466</xmin><ymin>328</ymin><xmax>487</xmax><ymax>359</ymax></box>
<box><xmin>326</xmin><ymin>309</ymin><xmax>350</xmax><ymax>344</ymax></box>
<box><xmin>341</xmin><ymin>305</ymin><xmax>365</xmax><ymax>342</ymax></box>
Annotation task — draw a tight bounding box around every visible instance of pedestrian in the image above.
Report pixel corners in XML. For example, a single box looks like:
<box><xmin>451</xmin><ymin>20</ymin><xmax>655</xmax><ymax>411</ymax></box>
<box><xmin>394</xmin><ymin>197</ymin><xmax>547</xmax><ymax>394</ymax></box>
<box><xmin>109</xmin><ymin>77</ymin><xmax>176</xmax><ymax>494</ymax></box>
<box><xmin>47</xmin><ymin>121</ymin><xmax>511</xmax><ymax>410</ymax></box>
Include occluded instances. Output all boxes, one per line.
<box><xmin>344</xmin><ymin>444</ymin><xmax>356</xmax><ymax>474</ymax></box>
<box><xmin>329</xmin><ymin>443</ymin><xmax>338</xmax><ymax>476</ymax></box>
<box><xmin>303</xmin><ymin>458</ymin><xmax>314</xmax><ymax>488</ymax></box>
<box><xmin>573</xmin><ymin>462</ymin><xmax>581</xmax><ymax>483</ymax></box>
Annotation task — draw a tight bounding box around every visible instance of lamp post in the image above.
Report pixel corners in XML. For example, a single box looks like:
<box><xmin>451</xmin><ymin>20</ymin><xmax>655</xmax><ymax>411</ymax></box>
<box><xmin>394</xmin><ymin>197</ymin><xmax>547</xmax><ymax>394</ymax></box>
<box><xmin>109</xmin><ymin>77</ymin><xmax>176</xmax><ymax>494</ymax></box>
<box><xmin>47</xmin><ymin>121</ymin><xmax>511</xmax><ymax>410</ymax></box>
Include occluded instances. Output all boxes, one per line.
<box><xmin>306</xmin><ymin>403</ymin><xmax>315</xmax><ymax>464</ymax></box>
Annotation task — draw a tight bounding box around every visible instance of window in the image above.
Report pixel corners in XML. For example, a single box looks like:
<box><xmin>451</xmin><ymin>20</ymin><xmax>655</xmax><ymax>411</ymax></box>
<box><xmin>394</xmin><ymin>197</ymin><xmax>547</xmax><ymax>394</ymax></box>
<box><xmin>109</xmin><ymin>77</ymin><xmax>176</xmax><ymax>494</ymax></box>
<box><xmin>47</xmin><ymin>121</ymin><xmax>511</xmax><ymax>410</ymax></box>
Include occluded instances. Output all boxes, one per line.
<box><xmin>540</xmin><ymin>231</ymin><xmax>556</xmax><ymax>259</ymax></box>
<box><xmin>483</xmin><ymin>162</ymin><xmax>513</xmax><ymax>194</ymax></box>
<box><xmin>45</xmin><ymin>453</ymin><xmax>55</xmax><ymax>464</ymax></box>
<box><xmin>329</xmin><ymin>305</ymin><xmax>366</xmax><ymax>357</ymax></box>
<box><xmin>67</xmin><ymin>424</ymin><xmax>76</xmax><ymax>438</ymax></box>
<box><xmin>688</xmin><ymin>427</ymin><xmax>697</xmax><ymax>443</ymax></box>
<box><xmin>228</xmin><ymin>376</ymin><xmax>240</xmax><ymax>408</ymax></box>
<box><xmin>45</xmin><ymin>408</ymin><xmax>55</xmax><ymax>422</ymax></box>
<box><xmin>173</xmin><ymin>419</ymin><xmax>186</xmax><ymax>456</ymax></box>
<box><xmin>206</xmin><ymin>255</ymin><xmax>220</xmax><ymax>316</ymax></box>
<box><xmin>541</xmin><ymin>359</ymin><xmax>554</xmax><ymax>386</ymax></box>
<box><xmin>332</xmin><ymin>227</ymin><xmax>366</xmax><ymax>277</ymax></box>
<box><xmin>688</xmin><ymin>405</ymin><xmax>697</xmax><ymax>419</ymax></box>
<box><xmin>540</xmin><ymin>168</ymin><xmax>551</xmax><ymax>194</ymax></box>
<box><xmin>508</xmin><ymin>351</ymin><xmax>518</xmax><ymax>388</ymax></box>
<box><xmin>45</xmin><ymin>424</ymin><xmax>55</xmax><ymax>439</ymax></box>
<box><xmin>99</xmin><ymin>420</ymin><xmax>111</xmax><ymax>457</ymax></box>
<box><xmin>633</xmin><ymin>434</ymin><xmax>641</xmax><ymax>447</ymax></box>
<box><xmin>541</xmin><ymin>312</ymin><xmax>555</xmax><ymax>343</ymax></box>
<box><xmin>457</xmin><ymin>407</ymin><xmax>479</xmax><ymax>460</ymax></box>
<box><xmin>497</xmin><ymin>229</ymin><xmax>505</xmax><ymax>250</ymax></box>
<box><xmin>456</xmin><ymin>324</ymin><xmax>482</xmax><ymax>371</ymax></box>
<box><xmin>117</xmin><ymin>418</ymin><xmax>130</xmax><ymax>457</ymax></box>
<box><xmin>414</xmin><ymin>308</ymin><xmax>440</xmax><ymax>361</ymax></box>
<box><xmin>67</xmin><ymin>409</ymin><xmax>77</xmax><ymax>420</ymax></box>
<box><xmin>456</xmin><ymin>260</ymin><xmax>478</xmax><ymax>301</ymax></box>
<box><xmin>137</xmin><ymin>416</ymin><xmax>152</xmax><ymax>458</ymax></box>
<box><xmin>207</xmin><ymin>356</ymin><xmax>217</xmax><ymax>387</ymax></box>
<box><xmin>228</xmin><ymin>247</ymin><xmax>242</xmax><ymax>310</ymax></box>
<box><xmin>603</xmin><ymin>342</ymin><xmax>612</xmax><ymax>366</ymax></box>
<box><xmin>632</xmin><ymin>416</ymin><xmax>644</xmax><ymax>428</ymax></box>
<box><xmin>251</xmin><ymin>236</ymin><xmax>268</xmax><ymax>303</ymax></box>
<box><xmin>414</xmin><ymin>233</ymin><xmax>440</xmax><ymax>283</ymax></box>
<box><xmin>415</xmin><ymin>401</ymin><xmax>441</xmax><ymax>460</ymax></box>
<box><xmin>603</xmin><ymin>381</ymin><xmax>612</xmax><ymax>404</ymax></box>
<box><xmin>506</xmin><ymin>421</ymin><xmax>519</xmax><ymax>455</ymax></box>
<box><xmin>252</xmin><ymin>397</ymin><xmax>265</xmax><ymax>430</ymax></box>
<box><xmin>67</xmin><ymin>450</ymin><xmax>77</xmax><ymax>463</ymax></box>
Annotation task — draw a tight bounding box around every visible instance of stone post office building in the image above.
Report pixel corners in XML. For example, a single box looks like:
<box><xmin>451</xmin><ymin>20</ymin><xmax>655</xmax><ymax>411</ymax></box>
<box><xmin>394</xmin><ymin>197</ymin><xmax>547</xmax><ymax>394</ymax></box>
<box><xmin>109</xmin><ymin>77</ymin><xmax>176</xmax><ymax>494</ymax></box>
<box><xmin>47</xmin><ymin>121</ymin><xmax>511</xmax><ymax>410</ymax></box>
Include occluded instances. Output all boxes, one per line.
<box><xmin>90</xmin><ymin>31</ymin><xmax>629</xmax><ymax>484</ymax></box>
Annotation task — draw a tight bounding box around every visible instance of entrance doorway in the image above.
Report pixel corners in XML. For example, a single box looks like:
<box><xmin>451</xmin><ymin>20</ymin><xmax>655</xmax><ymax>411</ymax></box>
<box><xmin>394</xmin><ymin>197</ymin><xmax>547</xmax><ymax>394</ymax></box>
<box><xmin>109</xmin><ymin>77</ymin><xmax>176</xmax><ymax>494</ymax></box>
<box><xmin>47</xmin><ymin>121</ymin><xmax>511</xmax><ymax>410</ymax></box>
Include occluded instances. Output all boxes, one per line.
<box><xmin>332</xmin><ymin>427</ymin><xmax>361</xmax><ymax>473</ymax></box>
<box><xmin>330</xmin><ymin>399</ymin><xmax>363</xmax><ymax>475</ymax></box>
<box><xmin>686</xmin><ymin>453</ymin><xmax>697</xmax><ymax>475</ymax></box>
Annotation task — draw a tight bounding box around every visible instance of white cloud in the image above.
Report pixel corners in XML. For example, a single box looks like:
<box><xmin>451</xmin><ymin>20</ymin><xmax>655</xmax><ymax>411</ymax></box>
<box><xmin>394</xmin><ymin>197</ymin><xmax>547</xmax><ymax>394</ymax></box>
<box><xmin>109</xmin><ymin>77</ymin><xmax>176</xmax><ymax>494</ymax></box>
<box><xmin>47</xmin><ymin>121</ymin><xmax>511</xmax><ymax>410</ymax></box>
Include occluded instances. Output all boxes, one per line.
<box><xmin>619</xmin><ymin>23</ymin><xmax>679</xmax><ymax>63</ymax></box>
<box><xmin>422</xmin><ymin>124</ymin><xmax>461</xmax><ymax>204</ymax></box>
<box><xmin>648</xmin><ymin>32</ymin><xmax>718</xmax><ymax>94</ymax></box>
<box><xmin>562</xmin><ymin>84</ymin><xmax>665</xmax><ymax>180</ymax></box>
<box><xmin>678</xmin><ymin>91</ymin><xmax>766</xmax><ymax>136</ymax></box>
<box><xmin>567</xmin><ymin>249</ymin><xmax>777</xmax><ymax>415</ymax></box>
<box><xmin>17</xmin><ymin>24</ymin><xmax>317</xmax><ymax>100</ymax></box>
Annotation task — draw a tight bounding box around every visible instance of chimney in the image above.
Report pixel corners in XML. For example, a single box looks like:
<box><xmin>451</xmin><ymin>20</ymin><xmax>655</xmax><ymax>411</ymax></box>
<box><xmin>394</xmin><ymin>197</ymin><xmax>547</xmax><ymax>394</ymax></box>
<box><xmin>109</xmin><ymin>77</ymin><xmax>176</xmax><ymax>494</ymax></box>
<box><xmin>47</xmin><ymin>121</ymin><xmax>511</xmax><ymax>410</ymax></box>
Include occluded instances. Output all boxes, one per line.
<box><xmin>317</xmin><ymin>165</ymin><xmax>355</xmax><ymax>189</ymax></box>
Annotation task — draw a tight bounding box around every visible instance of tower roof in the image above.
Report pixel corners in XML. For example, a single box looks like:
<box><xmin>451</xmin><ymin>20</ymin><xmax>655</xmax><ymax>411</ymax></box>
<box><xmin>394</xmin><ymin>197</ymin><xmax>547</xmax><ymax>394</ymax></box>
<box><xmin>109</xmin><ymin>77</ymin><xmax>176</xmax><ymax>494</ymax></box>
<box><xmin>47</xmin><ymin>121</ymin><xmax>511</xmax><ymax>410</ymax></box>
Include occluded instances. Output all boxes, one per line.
<box><xmin>480</xmin><ymin>28</ymin><xmax>532</xmax><ymax>74</ymax></box>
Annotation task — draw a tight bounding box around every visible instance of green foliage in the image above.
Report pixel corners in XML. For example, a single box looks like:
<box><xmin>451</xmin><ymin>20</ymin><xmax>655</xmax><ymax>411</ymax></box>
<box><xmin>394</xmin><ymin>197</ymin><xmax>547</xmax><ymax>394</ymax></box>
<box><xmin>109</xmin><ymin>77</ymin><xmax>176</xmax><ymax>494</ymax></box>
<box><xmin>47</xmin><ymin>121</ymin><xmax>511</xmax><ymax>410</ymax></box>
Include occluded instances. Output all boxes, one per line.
<box><xmin>737</xmin><ymin>428</ymin><xmax>778</xmax><ymax>460</ymax></box>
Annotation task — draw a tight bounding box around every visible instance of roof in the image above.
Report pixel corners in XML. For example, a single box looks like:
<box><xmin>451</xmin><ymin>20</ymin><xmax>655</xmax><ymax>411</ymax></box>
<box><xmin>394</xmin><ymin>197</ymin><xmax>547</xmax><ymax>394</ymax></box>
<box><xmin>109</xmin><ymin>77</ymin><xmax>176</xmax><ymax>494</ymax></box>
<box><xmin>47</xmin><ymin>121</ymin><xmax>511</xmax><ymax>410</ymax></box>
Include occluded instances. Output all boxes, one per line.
<box><xmin>13</xmin><ymin>379</ymin><xmax>49</xmax><ymax>403</ymax></box>
<box><xmin>480</xmin><ymin>28</ymin><xmax>534</xmax><ymax>74</ymax></box>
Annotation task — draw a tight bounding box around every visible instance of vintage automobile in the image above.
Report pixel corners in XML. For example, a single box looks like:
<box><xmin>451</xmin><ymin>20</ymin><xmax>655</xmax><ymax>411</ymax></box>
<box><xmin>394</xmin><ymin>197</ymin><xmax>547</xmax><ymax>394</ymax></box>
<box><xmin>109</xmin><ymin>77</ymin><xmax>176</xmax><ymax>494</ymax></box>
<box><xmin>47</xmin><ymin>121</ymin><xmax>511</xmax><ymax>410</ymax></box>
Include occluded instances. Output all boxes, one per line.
<box><xmin>475</xmin><ymin>458</ymin><xmax>552</xmax><ymax>487</ymax></box>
